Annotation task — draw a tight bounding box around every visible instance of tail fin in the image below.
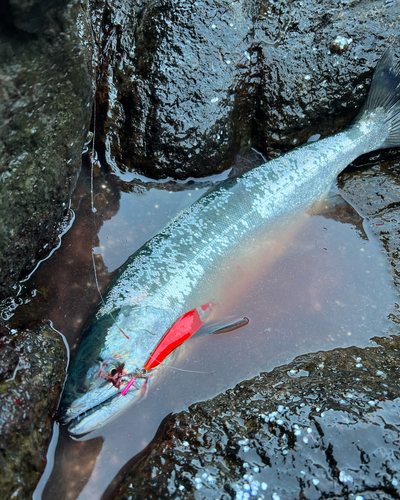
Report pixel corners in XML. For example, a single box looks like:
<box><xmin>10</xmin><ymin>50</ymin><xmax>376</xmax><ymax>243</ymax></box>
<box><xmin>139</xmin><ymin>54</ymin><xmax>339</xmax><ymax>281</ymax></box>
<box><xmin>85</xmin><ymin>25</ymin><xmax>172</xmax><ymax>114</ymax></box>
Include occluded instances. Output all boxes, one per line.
<box><xmin>355</xmin><ymin>47</ymin><xmax>400</xmax><ymax>149</ymax></box>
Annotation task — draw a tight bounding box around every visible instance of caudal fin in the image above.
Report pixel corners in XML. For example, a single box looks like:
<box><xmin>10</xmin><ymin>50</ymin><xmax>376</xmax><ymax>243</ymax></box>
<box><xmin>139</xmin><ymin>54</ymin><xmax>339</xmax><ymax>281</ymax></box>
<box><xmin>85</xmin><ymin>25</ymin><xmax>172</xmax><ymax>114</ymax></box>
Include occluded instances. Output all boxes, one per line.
<box><xmin>355</xmin><ymin>47</ymin><xmax>400</xmax><ymax>149</ymax></box>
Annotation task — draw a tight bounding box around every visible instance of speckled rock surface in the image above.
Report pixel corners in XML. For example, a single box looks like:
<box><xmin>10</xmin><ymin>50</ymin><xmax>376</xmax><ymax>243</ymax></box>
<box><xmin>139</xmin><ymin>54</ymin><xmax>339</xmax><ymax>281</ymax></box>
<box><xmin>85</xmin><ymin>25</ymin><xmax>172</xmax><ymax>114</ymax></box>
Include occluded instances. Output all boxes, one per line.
<box><xmin>113</xmin><ymin>339</ymin><xmax>400</xmax><ymax>500</ymax></box>
<box><xmin>111</xmin><ymin>156</ymin><xmax>400</xmax><ymax>499</ymax></box>
<box><xmin>0</xmin><ymin>0</ymin><xmax>94</xmax><ymax>299</ymax></box>
<box><xmin>0</xmin><ymin>321</ymin><xmax>67</xmax><ymax>499</ymax></box>
<box><xmin>93</xmin><ymin>0</ymin><xmax>400</xmax><ymax>179</ymax></box>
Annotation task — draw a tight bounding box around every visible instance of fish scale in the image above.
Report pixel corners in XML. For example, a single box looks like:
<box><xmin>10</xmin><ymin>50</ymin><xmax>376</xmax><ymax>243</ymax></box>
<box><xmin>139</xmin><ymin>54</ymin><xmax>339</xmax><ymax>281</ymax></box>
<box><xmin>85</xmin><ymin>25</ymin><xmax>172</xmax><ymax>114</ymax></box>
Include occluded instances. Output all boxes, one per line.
<box><xmin>100</xmin><ymin>113</ymin><xmax>388</xmax><ymax>319</ymax></box>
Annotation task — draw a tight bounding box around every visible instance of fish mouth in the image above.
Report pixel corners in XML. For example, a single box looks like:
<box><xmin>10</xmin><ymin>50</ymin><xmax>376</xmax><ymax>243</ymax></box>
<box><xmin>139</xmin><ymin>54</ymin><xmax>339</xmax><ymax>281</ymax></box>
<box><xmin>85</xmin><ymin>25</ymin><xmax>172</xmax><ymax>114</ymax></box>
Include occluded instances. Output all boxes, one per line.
<box><xmin>60</xmin><ymin>377</ymin><xmax>149</xmax><ymax>435</ymax></box>
<box><xmin>62</xmin><ymin>391</ymin><xmax>122</xmax><ymax>435</ymax></box>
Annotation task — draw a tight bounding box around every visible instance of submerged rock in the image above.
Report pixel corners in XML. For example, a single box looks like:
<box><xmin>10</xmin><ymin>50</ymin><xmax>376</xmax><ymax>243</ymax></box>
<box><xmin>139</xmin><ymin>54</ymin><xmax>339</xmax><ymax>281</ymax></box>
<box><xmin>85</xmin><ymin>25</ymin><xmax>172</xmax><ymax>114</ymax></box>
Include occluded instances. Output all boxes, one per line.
<box><xmin>0</xmin><ymin>0</ymin><xmax>94</xmax><ymax>299</ymax></box>
<box><xmin>0</xmin><ymin>321</ymin><xmax>67</xmax><ymax>499</ymax></box>
<box><xmin>339</xmin><ymin>154</ymin><xmax>400</xmax><ymax>293</ymax></box>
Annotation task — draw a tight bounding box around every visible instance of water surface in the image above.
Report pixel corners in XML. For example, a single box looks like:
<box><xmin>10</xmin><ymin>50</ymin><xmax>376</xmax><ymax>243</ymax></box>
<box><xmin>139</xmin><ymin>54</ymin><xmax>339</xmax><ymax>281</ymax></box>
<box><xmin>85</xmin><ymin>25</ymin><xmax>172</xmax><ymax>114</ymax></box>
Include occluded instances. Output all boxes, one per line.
<box><xmin>25</xmin><ymin>157</ymin><xmax>397</xmax><ymax>500</ymax></box>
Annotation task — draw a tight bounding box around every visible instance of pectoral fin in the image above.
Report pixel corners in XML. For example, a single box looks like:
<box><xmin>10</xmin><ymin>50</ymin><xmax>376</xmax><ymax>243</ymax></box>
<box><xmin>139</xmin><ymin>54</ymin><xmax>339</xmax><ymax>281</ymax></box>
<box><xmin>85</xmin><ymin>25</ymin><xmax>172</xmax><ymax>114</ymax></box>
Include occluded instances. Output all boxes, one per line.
<box><xmin>144</xmin><ymin>303</ymin><xmax>213</xmax><ymax>370</ymax></box>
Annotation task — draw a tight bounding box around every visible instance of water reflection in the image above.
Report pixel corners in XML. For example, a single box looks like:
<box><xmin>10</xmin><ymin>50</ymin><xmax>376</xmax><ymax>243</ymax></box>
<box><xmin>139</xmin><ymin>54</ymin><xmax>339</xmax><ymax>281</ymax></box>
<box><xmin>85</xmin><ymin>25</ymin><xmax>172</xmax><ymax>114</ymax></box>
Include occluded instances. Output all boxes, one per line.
<box><xmin>42</xmin><ymin>429</ymin><xmax>104</xmax><ymax>500</ymax></box>
<box><xmin>26</xmin><ymin>156</ymin><xmax>397</xmax><ymax>499</ymax></box>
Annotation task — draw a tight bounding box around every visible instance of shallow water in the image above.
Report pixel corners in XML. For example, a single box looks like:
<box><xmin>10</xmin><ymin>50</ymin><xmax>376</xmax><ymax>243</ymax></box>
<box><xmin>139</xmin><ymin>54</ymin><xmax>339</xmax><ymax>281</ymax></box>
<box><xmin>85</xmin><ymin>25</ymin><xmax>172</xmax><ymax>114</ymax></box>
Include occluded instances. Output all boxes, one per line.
<box><xmin>24</xmin><ymin>156</ymin><xmax>397</xmax><ymax>500</ymax></box>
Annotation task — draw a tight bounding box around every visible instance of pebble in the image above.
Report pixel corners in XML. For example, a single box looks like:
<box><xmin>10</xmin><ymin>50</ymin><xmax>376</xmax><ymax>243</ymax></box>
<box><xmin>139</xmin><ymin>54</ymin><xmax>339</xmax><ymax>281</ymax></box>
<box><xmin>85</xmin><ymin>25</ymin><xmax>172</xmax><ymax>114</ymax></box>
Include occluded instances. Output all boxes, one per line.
<box><xmin>330</xmin><ymin>35</ymin><xmax>352</xmax><ymax>53</ymax></box>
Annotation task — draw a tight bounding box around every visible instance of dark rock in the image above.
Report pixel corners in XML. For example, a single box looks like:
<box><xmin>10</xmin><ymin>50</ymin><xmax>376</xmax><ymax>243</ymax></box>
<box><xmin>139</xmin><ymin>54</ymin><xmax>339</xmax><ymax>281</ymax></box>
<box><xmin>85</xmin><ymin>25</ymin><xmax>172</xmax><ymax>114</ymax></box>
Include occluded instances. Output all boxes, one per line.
<box><xmin>93</xmin><ymin>0</ymin><xmax>400</xmax><ymax>179</ymax></box>
<box><xmin>0</xmin><ymin>0</ymin><xmax>66</xmax><ymax>35</ymax></box>
<box><xmin>0</xmin><ymin>0</ymin><xmax>94</xmax><ymax>299</ymax></box>
<box><xmin>250</xmin><ymin>0</ymin><xmax>400</xmax><ymax>154</ymax></box>
<box><xmin>113</xmin><ymin>338</ymin><xmax>400</xmax><ymax>500</ymax></box>
<box><xmin>0</xmin><ymin>321</ymin><xmax>67</xmax><ymax>499</ymax></box>
<box><xmin>93</xmin><ymin>0</ymin><xmax>251</xmax><ymax>179</ymax></box>
<box><xmin>111</xmin><ymin>156</ymin><xmax>400</xmax><ymax>499</ymax></box>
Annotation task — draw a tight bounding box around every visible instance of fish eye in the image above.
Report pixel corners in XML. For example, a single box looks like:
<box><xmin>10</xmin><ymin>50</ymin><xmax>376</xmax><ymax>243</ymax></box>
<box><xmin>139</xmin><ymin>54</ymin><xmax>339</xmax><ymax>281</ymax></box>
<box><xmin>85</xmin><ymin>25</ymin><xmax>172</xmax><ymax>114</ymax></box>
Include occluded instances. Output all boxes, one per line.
<box><xmin>98</xmin><ymin>358</ymin><xmax>124</xmax><ymax>381</ymax></box>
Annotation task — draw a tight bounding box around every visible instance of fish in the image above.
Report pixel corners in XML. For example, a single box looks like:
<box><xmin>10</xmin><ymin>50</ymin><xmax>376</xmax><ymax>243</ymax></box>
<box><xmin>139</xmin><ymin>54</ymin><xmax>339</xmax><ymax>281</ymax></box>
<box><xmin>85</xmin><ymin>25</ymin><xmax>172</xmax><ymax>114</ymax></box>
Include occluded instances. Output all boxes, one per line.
<box><xmin>59</xmin><ymin>48</ymin><xmax>400</xmax><ymax>435</ymax></box>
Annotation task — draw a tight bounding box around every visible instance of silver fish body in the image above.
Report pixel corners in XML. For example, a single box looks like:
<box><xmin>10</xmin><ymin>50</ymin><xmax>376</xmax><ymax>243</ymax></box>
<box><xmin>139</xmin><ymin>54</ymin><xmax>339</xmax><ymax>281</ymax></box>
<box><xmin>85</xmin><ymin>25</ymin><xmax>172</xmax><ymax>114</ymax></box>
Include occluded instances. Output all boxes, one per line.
<box><xmin>60</xmin><ymin>49</ymin><xmax>400</xmax><ymax>435</ymax></box>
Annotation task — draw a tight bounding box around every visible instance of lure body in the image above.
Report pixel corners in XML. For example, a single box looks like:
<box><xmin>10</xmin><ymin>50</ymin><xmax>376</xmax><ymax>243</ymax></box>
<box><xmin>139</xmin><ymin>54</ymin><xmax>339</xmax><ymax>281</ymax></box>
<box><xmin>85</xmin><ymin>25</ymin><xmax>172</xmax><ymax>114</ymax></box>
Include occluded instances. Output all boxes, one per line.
<box><xmin>60</xmin><ymin>49</ymin><xmax>400</xmax><ymax>435</ymax></box>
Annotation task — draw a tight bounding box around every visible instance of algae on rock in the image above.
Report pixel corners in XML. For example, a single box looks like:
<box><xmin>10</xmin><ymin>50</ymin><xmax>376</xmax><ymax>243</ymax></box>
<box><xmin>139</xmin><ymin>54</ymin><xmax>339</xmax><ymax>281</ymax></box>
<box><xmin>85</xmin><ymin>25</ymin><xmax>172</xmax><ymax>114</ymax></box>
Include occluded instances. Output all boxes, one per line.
<box><xmin>0</xmin><ymin>0</ymin><xmax>94</xmax><ymax>299</ymax></box>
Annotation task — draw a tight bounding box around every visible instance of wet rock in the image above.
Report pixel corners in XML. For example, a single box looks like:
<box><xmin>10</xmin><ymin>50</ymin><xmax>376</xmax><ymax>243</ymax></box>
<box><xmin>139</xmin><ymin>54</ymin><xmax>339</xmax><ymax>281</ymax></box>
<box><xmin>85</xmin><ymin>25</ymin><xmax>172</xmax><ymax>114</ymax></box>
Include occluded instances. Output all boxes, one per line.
<box><xmin>93</xmin><ymin>0</ymin><xmax>251</xmax><ymax>179</ymax></box>
<box><xmin>113</xmin><ymin>337</ymin><xmax>400</xmax><ymax>500</ymax></box>
<box><xmin>94</xmin><ymin>0</ymin><xmax>399</xmax><ymax>179</ymax></box>
<box><xmin>0</xmin><ymin>321</ymin><xmax>67</xmax><ymax>499</ymax></box>
<box><xmin>251</xmin><ymin>0</ymin><xmax>400</xmax><ymax>154</ymax></box>
<box><xmin>0</xmin><ymin>0</ymin><xmax>94</xmax><ymax>299</ymax></box>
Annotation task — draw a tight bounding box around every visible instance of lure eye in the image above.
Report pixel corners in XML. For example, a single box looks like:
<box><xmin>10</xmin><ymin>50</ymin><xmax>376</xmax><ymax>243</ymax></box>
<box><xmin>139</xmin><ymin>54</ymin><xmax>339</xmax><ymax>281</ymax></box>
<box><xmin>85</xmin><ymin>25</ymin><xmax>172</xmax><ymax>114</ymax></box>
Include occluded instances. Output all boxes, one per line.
<box><xmin>110</xmin><ymin>368</ymin><xmax>117</xmax><ymax>377</ymax></box>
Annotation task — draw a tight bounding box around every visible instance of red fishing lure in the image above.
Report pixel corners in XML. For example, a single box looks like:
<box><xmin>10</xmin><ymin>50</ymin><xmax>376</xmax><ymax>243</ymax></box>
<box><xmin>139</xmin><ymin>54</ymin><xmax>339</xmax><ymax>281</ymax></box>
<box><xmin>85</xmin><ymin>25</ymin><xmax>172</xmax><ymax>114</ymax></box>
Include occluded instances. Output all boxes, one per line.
<box><xmin>144</xmin><ymin>303</ymin><xmax>213</xmax><ymax>371</ymax></box>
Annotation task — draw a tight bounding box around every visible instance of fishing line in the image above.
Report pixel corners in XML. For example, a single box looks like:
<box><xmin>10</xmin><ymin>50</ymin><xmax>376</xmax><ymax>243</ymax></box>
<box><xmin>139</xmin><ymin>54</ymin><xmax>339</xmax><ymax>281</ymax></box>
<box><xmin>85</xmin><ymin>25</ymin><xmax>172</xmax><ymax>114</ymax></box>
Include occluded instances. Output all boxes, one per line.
<box><xmin>90</xmin><ymin>253</ymin><xmax>129</xmax><ymax>340</ymax></box>
<box><xmin>162</xmin><ymin>365</ymin><xmax>214</xmax><ymax>375</ymax></box>
<box><xmin>120</xmin><ymin>365</ymin><xmax>214</xmax><ymax>397</ymax></box>
<box><xmin>90</xmin><ymin>93</ymin><xmax>104</xmax><ymax>304</ymax></box>
<box><xmin>90</xmin><ymin>95</ymin><xmax>96</xmax><ymax>214</ymax></box>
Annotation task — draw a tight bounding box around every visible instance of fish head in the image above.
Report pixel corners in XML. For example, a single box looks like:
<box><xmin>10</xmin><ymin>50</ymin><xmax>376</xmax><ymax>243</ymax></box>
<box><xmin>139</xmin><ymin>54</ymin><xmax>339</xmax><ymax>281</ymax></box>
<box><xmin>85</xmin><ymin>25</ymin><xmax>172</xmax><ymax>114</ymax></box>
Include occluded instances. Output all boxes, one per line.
<box><xmin>59</xmin><ymin>304</ymin><xmax>173</xmax><ymax>435</ymax></box>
